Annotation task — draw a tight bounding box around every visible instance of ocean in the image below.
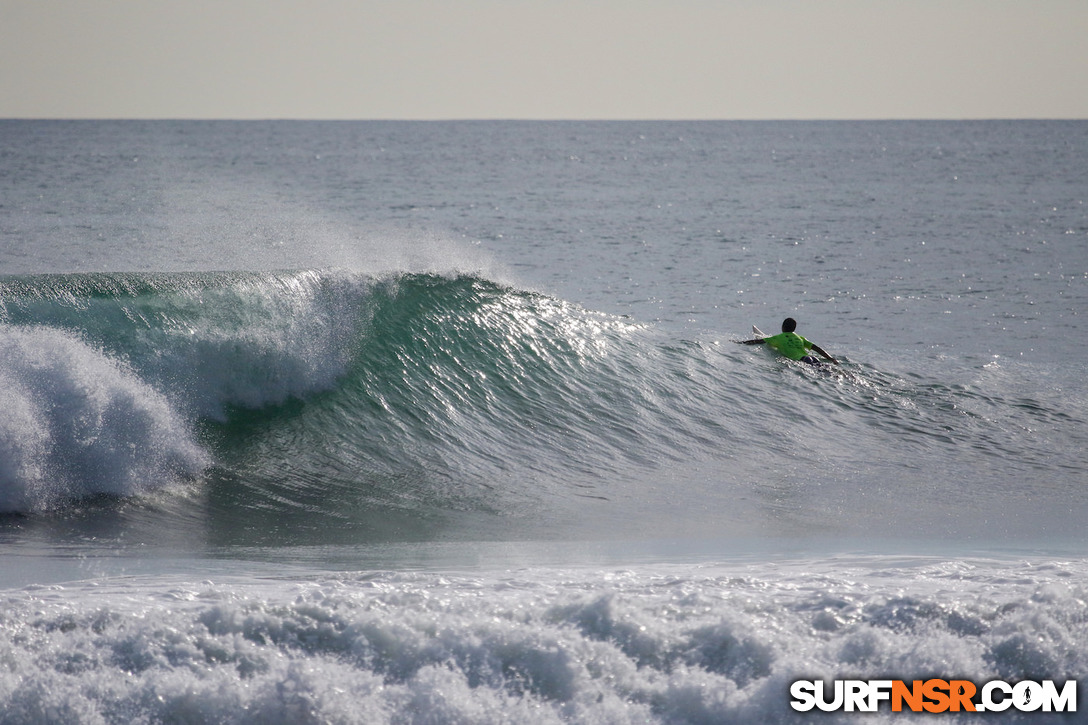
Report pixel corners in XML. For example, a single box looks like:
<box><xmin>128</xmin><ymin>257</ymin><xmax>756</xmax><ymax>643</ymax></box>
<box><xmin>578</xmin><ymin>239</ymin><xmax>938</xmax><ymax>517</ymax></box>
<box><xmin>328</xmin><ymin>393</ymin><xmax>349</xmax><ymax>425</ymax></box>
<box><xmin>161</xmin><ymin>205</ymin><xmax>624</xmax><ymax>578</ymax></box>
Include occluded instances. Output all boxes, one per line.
<box><xmin>0</xmin><ymin>119</ymin><xmax>1085</xmax><ymax>723</ymax></box>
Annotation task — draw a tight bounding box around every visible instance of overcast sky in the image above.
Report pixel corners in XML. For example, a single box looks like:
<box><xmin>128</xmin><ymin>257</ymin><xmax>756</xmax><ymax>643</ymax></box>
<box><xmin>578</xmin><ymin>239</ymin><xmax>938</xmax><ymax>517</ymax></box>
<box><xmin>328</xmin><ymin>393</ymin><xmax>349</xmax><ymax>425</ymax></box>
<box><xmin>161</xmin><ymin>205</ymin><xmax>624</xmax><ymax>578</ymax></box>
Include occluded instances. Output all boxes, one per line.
<box><xmin>2</xmin><ymin>0</ymin><xmax>1085</xmax><ymax>120</ymax></box>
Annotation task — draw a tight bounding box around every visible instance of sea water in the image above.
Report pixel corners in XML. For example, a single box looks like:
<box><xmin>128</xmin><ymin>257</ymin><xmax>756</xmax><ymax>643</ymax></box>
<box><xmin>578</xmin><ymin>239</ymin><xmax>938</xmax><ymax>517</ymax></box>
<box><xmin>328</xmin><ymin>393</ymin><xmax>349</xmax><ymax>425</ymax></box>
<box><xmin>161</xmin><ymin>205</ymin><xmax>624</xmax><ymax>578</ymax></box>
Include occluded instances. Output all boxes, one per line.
<box><xmin>0</xmin><ymin>120</ymin><xmax>1085</xmax><ymax>723</ymax></box>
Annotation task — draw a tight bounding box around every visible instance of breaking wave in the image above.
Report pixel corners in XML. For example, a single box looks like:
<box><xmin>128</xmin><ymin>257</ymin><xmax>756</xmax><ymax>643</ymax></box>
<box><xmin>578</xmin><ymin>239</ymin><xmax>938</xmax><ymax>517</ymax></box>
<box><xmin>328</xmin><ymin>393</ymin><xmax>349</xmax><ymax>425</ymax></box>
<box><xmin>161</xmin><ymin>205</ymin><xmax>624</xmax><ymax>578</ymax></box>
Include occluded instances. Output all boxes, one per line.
<box><xmin>1</xmin><ymin>269</ymin><xmax>1084</xmax><ymax>547</ymax></box>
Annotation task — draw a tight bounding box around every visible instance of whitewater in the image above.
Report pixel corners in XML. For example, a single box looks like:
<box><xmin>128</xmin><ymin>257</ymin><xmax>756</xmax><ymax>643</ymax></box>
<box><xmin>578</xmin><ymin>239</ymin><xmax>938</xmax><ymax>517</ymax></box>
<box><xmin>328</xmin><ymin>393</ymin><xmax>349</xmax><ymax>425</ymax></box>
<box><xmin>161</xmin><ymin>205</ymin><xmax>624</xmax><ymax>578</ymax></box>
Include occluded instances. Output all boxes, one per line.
<box><xmin>0</xmin><ymin>120</ymin><xmax>1086</xmax><ymax>723</ymax></box>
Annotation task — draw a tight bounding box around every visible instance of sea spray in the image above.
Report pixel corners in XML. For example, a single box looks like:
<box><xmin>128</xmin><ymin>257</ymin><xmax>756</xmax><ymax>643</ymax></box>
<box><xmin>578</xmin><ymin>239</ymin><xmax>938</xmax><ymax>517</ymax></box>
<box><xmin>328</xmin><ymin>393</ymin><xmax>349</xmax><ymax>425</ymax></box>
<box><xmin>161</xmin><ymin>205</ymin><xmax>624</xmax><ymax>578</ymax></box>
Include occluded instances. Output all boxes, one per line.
<box><xmin>2</xmin><ymin>268</ymin><xmax>1085</xmax><ymax>545</ymax></box>
<box><xmin>0</xmin><ymin>270</ymin><xmax>372</xmax><ymax>420</ymax></box>
<box><xmin>2</xmin><ymin>119</ymin><xmax>1088</xmax><ymax>725</ymax></box>
<box><xmin>0</xmin><ymin>325</ymin><xmax>207</xmax><ymax>512</ymax></box>
<box><xmin>1</xmin><ymin>558</ymin><xmax>1085</xmax><ymax>724</ymax></box>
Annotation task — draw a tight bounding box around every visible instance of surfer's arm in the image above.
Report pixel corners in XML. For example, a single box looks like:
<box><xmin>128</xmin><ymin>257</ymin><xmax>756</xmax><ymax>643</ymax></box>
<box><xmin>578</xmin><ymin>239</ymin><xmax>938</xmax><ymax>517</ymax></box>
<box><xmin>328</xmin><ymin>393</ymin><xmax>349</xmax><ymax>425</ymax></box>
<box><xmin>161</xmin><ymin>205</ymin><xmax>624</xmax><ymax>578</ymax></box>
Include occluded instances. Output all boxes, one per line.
<box><xmin>811</xmin><ymin>344</ymin><xmax>839</xmax><ymax>364</ymax></box>
<box><xmin>737</xmin><ymin>338</ymin><xmax>766</xmax><ymax>345</ymax></box>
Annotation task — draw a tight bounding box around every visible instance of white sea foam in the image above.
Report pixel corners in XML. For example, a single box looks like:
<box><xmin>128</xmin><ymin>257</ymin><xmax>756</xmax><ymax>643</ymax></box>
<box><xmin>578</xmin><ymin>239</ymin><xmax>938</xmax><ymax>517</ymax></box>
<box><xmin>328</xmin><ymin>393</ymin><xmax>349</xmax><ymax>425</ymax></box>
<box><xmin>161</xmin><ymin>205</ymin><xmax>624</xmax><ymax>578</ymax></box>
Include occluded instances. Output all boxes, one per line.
<box><xmin>1</xmin><ymin>557</ymin><xmax>1084</xmax><ymax>724</ymax></box>
<box><xmin>2</xmin><ymin>119</ymin><xmax>1087</xmax><ymax>724</ymax></box>
<box><xmin>0</xmin><ymin>326</ymin><xmax>208</xmax><ymax>512</ymax></box>
<box><xmin>137</xmin><ymin>270</ymin><xmax>368</xmax><ymax>420</ymax></box>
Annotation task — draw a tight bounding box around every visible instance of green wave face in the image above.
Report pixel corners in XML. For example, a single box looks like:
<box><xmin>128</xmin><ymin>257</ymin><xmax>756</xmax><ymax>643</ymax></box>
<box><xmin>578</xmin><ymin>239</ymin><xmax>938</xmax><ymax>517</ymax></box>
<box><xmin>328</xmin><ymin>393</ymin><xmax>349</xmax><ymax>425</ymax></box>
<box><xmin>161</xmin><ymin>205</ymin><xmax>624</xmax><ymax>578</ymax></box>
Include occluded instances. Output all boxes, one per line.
<box><xmin>2</xmin><ymin>269</ymin><xmax>1083</xmax><ymax>547</ymax></box>
<box><xmin>0</xmin><ymin>270</ymin><xmax>666</xmax><ymax>532</ymax></box>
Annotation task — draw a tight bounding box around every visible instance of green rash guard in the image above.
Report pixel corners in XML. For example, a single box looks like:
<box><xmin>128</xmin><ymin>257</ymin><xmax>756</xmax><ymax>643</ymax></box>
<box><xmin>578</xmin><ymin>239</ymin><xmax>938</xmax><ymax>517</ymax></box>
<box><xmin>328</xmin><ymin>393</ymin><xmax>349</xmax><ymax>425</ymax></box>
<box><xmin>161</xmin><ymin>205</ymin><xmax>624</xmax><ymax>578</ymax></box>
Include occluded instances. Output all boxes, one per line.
<box><xmin>762</xmin><ymin>331</ymin><xmax>814</xmax><ymax>360</ymax></box>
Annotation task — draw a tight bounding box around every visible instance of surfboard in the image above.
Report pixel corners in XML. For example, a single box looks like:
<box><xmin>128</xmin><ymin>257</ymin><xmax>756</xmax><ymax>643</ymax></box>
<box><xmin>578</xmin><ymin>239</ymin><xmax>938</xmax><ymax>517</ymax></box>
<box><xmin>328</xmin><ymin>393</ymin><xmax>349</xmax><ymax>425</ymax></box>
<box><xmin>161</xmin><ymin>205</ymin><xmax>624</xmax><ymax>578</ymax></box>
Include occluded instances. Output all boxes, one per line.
<box><xmin>751</xmin><ymin>325</ymin><xmax>766</xmax><ymax>338</ymax></box>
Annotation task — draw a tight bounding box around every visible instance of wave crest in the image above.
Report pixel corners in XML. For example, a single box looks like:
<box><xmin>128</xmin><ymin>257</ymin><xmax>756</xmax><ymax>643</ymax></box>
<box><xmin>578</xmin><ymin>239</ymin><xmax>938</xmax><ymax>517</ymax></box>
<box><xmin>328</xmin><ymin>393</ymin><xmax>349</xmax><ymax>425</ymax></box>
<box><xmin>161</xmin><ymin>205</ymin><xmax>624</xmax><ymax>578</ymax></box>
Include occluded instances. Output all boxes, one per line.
<box><xmin>0</xmin><ymin>326</ymin><xmax>208</xmax><ymax>512</ymax></box>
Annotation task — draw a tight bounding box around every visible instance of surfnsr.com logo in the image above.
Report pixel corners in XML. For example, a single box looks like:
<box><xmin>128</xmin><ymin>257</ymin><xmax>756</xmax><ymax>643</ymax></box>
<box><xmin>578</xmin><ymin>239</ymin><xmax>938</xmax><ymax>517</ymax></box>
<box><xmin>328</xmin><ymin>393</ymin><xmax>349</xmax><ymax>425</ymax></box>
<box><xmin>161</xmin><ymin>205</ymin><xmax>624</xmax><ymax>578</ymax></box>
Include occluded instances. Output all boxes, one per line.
<box><xmin>790</xmin><ymin>679</ymin><xmax>1077</xmax><ymax>714</ymax></box>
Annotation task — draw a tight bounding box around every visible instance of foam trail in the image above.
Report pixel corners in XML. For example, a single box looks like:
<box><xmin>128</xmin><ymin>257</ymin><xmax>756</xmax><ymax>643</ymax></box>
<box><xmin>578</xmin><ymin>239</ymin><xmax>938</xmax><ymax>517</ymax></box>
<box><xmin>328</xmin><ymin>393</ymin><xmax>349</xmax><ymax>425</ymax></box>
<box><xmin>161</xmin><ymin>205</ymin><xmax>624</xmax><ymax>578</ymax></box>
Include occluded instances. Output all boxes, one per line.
<box><xmin>0</xmin><ymin>326</ymin><xmax>208</xmax><ymax>512</ymax></box>
<box><xmin>1</xmin><ymin>558</ymin><xmax>1084</xmax><ymax>724</ymax></box>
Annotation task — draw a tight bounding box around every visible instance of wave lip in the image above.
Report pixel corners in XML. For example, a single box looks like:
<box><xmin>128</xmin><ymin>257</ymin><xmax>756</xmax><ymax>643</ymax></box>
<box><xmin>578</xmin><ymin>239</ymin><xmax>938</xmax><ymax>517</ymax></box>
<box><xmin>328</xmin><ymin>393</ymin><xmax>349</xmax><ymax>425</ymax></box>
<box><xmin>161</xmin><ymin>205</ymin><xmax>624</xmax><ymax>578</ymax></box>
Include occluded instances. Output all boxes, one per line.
<box><xmin>0</xmin><ymin>326</ymin><xmax>208</xmax><ymax>513</ymax></box>
<box><xmin>0</xmin><ymin>270</ymin><xmax>372</xmax><ymax>422</ymax></box>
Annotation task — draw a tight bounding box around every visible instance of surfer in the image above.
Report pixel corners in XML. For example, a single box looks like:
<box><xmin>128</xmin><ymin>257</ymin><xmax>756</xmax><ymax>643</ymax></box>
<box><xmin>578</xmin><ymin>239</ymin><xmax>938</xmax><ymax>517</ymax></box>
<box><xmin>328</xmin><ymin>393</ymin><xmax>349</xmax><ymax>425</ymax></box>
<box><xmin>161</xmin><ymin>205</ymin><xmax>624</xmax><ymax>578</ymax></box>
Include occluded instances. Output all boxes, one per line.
<box><xmin>739</xmin><ymin>318</ymin><xmax>839</xmax><ymax>365</ymax></box>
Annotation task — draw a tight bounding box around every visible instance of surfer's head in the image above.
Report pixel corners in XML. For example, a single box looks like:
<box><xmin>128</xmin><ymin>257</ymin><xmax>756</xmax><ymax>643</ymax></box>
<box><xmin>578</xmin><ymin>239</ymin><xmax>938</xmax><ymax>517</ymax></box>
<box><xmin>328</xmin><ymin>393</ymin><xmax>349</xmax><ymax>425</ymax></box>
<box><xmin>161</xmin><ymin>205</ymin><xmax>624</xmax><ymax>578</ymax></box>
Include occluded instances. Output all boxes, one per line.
<box><xmin>781</xmin><ymin>318</ymin><xmax>797</xmax><ymax>333</ymax></box>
